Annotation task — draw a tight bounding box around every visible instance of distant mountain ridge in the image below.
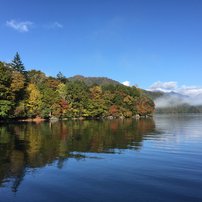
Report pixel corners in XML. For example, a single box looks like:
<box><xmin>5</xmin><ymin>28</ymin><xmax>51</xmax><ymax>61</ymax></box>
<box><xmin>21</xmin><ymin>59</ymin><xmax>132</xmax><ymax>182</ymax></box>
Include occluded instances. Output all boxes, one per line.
<box><xmin>68</xmin><ymin>75</ymin><xmax>120</xmax><ymax>86</ymax></box>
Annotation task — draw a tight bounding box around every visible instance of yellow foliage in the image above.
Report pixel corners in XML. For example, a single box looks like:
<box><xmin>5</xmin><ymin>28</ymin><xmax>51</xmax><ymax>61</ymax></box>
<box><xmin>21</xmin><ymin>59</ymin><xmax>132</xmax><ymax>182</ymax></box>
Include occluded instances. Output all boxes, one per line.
<box><xmin>10</xmin><ymin>71</ymin><xmax>25</xmax><ymax>92</ymax></box>
<box><xmin>26</xmin><ymin>84</ymin><xmax>42</xmax><ymax>115</ymax></box>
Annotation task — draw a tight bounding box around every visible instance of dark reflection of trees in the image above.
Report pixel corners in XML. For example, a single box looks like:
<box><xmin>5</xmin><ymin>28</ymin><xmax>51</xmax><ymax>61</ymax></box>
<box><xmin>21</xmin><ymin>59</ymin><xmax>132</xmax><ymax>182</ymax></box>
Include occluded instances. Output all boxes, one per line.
<box><xmin>0</xmin><ymin>119</ymin><xmax>156</xmax><ymax>192</ymax></box>
<box><xmin>0</xmin><ymin>125</ymin><xmax>27</xmax><ymax>193</ymax></box>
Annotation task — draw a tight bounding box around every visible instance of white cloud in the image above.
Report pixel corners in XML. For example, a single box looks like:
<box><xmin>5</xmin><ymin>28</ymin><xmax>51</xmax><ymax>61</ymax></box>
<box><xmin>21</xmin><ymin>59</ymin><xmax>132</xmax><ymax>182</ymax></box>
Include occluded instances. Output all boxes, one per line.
<box><xmin>6</xmin><ymin>20</ymin><xmax>63</xmax><ymax>32</ymax></box>
<box><xmin>149</xmin><ymin>81</ymin><xmax>202</xmax><ymax>97</ymax></box>
<box><xmin>47</xmin><ymin>22</ymin><xmax>63</xmax><ymax>29</ymax></box>
<box><xmin>122</xmin><ymin>81</ymin><xmax>130</xmax><ymax>86</ymax></box>
<box><xmin>6</xmin><ymin>19</ymin><xmax>33</xmax><ymax>32</ymax></box>
<box><xmin>178</xmin><ymin>86</ymin><xmax>202</xmax><ymax>97</ymax></box>
<box><xmin>149</xmin><ymin>81</ymin><xmax>177</xmax><ymax>92</ymax></box>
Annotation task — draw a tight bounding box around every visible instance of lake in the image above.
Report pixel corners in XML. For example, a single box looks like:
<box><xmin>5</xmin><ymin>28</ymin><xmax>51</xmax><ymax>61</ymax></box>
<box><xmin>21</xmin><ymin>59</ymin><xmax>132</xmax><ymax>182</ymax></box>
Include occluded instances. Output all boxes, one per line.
<box><xmin>0</xmin><ymin>115</ymin><xmax>202</xmax><ymax>202</ymax></box>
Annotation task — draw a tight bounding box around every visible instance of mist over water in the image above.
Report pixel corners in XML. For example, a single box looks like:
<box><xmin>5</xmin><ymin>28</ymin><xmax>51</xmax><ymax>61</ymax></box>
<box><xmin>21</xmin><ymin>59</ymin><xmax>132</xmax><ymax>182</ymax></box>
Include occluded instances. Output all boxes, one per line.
<box><xmin>154</xmin><ymin>93</ymin><xmax>202</xmax><ymax>108</ymax></box>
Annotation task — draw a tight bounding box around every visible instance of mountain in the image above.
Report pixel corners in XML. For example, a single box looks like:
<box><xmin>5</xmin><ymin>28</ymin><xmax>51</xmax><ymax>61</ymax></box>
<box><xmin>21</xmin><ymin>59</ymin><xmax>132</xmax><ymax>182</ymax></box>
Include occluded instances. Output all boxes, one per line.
<box><xmin>142</xmin><ymin>90</ymin><xmax>164</xmax><ymax>100</ymax></box>
<box><xmin>143</xmin><ymin>90</ymin><xmax>188</xmax><ymax>100</ymax></box>
<box><xmin>68</xmin><ymin>75</ymin><xmax>120</xmax><ymax>86</ymax></box>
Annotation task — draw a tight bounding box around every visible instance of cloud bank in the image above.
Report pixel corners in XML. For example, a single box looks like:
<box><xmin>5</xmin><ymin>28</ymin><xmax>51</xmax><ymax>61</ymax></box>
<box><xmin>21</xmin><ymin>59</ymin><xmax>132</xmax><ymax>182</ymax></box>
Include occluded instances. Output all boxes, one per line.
<box><xmin>149</xmin><ymin>81</ymin><xmax>177</xmax><ymax>92</ymax></box>
<box><xmin>6</xmin><ymin>20</ymin><xmax>33</xmax><ymax>32</ymax></box>
<box><xmin>149</xmin><ymin>81</ymin><xmax>202</xmax><ymax>97</ymax></box>
<box><xmin>149</xmin><ymin>81</ymin><xmax>202</xmax><ymax>108</ymax></box>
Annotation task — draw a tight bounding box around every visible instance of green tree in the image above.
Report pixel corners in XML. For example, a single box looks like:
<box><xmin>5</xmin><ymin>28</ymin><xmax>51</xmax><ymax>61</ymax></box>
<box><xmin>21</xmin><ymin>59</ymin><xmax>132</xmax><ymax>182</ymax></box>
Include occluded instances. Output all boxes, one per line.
<box><xmin>0</xmin><ymin>62</ymin><xmax>13</xmax><ymax>118</ymax></box>
<box><xmin>56</xmin><ymin>72</ymin><xmax>67</xmax><ymax>83</ymax></box>
<box><xmin>0</xmin><ymin>62</ymin><xmax>12</xmax><ymax>100</ymax></box>
<box><xmin>11</xmin><ymin>52</ymin><xmax>25</xmax><ymax>73</ymax></box>
<box><xmin>0</xmin><ymin>100</ymin><xmax>13</xmax><ymax>118</ymax></box>
<box><xmin>65</xmin><ymin>81</ymin><xmax>89</xmax><ymax>117</ymax></box>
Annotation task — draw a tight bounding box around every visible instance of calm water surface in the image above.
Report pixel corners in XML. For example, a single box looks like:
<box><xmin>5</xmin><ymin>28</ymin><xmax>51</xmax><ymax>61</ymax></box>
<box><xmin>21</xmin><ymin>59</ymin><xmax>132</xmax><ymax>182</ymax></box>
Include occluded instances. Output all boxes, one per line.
<box><xmin>0</xmin><ymin>115</ymin><xmax>202</xmax><ymax>202</ymax></box>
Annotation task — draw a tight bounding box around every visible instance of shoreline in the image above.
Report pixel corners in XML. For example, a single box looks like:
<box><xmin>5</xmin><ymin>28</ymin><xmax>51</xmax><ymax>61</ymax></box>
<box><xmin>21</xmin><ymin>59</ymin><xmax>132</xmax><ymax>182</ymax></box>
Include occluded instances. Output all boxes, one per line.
<box><xmin>0</xmin><ymin>114</ymin><xmax>153</xmax><ymax>123</ymax></box>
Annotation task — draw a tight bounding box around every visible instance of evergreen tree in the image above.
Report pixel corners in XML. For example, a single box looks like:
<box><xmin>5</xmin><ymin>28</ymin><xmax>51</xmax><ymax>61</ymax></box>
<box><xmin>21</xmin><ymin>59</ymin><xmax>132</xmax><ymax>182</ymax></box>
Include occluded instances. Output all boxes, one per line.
<box><xmin>11</xmin><ymin>52</ymin><xmax>25</xmax><ymax>73</ymax></box>
<box><xmin>56</xmin><ymin>72</ymin><xmax>67</xmax><ymax>83</ymax></box>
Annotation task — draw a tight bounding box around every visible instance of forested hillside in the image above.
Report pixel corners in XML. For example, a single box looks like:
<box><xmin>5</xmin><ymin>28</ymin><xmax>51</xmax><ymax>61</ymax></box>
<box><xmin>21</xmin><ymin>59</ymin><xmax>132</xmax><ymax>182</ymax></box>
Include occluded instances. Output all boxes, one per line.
<box><xmin>68</xmin><ymin>75</ymin><xmax>120</xmax><ymax>86</ymax></box>
<box><xmin>0</xmin><ymin>53</ymin><xmax>154</xmax><ymax>120</ymax></box>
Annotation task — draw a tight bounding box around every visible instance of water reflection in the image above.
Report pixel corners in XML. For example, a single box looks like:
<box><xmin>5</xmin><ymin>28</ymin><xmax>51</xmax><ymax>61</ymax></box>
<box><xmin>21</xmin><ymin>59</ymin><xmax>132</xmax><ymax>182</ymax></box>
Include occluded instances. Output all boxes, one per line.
<box><xmin>0</xmin><ymin>119</ymin><xmax>156</xmax><ymax>192</ymax></box>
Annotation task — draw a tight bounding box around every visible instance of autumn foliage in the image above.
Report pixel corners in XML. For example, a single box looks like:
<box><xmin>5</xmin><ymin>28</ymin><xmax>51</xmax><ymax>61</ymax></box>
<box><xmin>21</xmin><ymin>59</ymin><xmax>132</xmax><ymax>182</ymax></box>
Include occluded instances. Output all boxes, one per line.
<box><xmin>0</xmin><ymin>53</ymin><xmax>155</xmax><ymax>119</ymax></box>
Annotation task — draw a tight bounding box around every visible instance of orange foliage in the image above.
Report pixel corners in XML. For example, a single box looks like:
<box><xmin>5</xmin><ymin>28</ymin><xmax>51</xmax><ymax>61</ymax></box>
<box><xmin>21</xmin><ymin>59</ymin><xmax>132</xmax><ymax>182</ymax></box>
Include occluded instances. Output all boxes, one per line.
<box><xmin>109</xmin><ymin>105</ymin><xmax>118</xmax><ymax>116</ymax></box>
<box><xmin>136</xmin><ymin>96</ymin><xmax>155</xmax><ymax>116</ymax></box>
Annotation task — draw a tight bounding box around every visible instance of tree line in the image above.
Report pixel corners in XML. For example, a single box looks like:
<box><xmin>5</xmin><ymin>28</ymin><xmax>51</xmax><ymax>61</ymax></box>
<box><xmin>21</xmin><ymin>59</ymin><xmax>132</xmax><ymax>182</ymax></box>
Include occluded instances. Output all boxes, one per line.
<box><xmin>0</xmin><ymin>53</ymin><xmax>154</xmax><ymax>120</ymax></box>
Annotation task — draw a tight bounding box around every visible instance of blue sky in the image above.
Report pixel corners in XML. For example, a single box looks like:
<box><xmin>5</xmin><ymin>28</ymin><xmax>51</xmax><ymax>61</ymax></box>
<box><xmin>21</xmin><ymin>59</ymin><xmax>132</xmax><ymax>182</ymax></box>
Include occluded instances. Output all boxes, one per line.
<box><xmin>1</xmin><ymin>0</ymin><xmax>202</xmax><ymax>90</ymax></box>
